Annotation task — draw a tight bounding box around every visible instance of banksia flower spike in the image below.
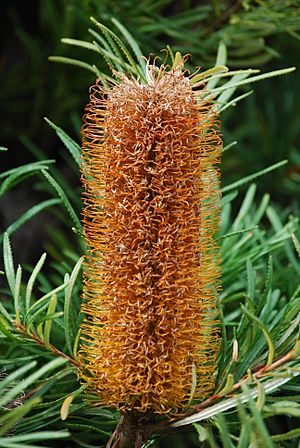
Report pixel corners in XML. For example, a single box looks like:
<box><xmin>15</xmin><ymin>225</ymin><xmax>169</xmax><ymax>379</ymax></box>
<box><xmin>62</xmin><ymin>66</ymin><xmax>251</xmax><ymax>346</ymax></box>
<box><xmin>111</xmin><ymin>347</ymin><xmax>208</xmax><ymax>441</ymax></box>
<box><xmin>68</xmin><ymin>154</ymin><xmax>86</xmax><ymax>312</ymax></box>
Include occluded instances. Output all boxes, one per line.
<box><xmin>80</xmin><ymin>51</ymin><xmax>222</xmax><ymax>418</ymax></box>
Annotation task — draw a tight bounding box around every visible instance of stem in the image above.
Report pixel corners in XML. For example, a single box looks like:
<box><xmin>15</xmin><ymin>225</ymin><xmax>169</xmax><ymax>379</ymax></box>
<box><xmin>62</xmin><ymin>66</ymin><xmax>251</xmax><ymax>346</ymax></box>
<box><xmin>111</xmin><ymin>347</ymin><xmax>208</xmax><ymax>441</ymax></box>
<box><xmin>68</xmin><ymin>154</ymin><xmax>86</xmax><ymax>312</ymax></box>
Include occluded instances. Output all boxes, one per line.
<box><xmin>149</xmin><ymin>345</ymin><xmax>299</xmax><ymax>432</ymax></box>
<box><xmin>107</xmin><ymin>411</ymin><xmax>153</xmax><ymax>448</ymax></box>
<box><xmin>14</xmin><ymin>322</ymin><xmax>80</xmax><ymax>368</ymax></box>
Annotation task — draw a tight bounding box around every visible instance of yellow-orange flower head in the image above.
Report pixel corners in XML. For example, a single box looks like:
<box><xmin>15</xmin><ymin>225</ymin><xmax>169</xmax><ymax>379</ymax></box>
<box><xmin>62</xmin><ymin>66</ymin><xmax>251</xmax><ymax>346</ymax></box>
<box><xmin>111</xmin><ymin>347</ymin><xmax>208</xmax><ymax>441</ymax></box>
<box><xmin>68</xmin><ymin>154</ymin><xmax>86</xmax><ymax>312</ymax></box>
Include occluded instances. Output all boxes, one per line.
<box><xmin>80</xmin><ymin>60</ymin><xmax>222</xmax><ymax>415</ymax></box>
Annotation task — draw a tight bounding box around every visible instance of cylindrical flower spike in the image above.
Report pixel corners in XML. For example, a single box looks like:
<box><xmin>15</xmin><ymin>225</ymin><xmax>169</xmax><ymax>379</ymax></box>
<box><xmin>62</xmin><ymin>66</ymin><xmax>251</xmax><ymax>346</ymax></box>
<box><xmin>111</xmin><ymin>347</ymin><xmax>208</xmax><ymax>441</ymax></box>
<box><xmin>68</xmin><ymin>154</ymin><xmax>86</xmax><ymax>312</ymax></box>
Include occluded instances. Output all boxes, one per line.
<box><xmin>80</xmin><ymin>58</ymin><xmax>222</xmax><ymax>415</ymax></box>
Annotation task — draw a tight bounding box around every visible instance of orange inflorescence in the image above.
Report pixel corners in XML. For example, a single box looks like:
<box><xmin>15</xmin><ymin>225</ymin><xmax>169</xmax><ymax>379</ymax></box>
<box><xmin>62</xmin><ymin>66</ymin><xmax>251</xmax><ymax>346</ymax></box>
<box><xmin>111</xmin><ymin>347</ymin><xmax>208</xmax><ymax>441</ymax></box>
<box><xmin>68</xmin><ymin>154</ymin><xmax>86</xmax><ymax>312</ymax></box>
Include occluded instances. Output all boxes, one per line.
<box><xmin>80</xmin><ymin>62</ymin><xmax>222</xmax><ymax>414</ymax></box>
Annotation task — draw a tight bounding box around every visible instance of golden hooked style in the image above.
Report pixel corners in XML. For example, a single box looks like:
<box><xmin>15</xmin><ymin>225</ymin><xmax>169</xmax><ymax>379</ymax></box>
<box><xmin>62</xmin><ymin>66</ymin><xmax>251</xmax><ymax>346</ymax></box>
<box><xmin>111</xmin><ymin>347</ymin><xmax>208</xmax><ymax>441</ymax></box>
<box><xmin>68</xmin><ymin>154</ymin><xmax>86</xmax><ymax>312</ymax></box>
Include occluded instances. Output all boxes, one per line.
<box><xmin>80</xmin><ymin>59</ymin><xmax>222</xmax><ymax>415</ymax></box>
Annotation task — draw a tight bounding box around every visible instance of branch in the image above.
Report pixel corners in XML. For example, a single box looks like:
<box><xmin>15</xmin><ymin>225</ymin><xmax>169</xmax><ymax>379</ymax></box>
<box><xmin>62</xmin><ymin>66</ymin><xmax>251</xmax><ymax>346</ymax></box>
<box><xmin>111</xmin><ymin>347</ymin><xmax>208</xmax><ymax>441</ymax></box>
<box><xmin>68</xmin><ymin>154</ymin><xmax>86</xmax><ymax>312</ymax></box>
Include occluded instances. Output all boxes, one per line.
<box><xmin>148</xmin><ymin>343</ymin><xmax>300</xmax><ymax>433</ymax></box>
<box><xmin>14</xmin><ymin>321</ymin><xmax>80</xmax><ymax>368</ymax></box>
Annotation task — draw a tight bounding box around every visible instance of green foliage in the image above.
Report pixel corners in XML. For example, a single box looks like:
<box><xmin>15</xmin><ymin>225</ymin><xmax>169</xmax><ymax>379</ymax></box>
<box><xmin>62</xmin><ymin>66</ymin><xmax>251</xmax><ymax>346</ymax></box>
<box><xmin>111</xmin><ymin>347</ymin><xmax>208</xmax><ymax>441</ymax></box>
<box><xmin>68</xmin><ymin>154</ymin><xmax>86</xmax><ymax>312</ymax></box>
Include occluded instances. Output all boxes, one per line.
<box><xmin>50</xmin><ymin>0</ymin><xmax>300</xmax><ymax>67</ymax></box>
<box><xmin>1</xmin><ymin>13</ymin><xmax>300</xmax><ymax>448</ymax></box>
<box><xmin>3</xmin><ymin>0</ymin><xmax>300</xmax><ymax>203</ymax></box>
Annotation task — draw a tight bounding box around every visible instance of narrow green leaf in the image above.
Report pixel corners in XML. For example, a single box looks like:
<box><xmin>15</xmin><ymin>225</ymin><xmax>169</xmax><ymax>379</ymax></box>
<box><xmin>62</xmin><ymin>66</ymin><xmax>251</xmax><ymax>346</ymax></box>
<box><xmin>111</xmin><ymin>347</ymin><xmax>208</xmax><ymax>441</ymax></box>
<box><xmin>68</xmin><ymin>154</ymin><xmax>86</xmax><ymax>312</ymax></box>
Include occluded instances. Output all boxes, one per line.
<box><xmin>254</xmin><ymin>379</ymin><xmax>265</xmax><ymax>411</ymax></box>
<box><xmin>271</xmin><ymin>428</ymin><xmax>300</xmax><ymax>442</ymax></box>
<box><xmin>222</xmin><ymin>141</ymin><xmax>237</xmax><ymax>153</ymax></box>
<box><xmin>210</xmin><ymin>72</ymin><xmax>250</xmax><ymax>107</ymax></box>
<box><xmin>215</xmin><ymin>294</ymin><xmax>228</xmax><ymax>382</ymax></box>
<box><xmin>218</xmin><ymin>374</ymin><xmax>235</xmax><ymax>396</ymax></box>
<box><xmin>14</xmin><ymin>265</ymin><xmax>22</xmax><ymax>324</ymax></box>
<box><xmin>0</xmin><ymin>316</ymin><xmax>20</xmax><ymax>341</ymax></box>
<box><xmin>187</xmin><ymin>363</ymin><xmax>197</xmax><ymax>407</ymax></box>
<box><xmin>206</xmin><ymin>69</ymin><xmax>259</xmax><ymax>84</ymax></box>
<box><xmin>233</xmin><ymin>184</ymin><xmax>256</xmax><ymax>231</ymax></box>
<box><xmin>215</xmin><ymin>414</ymin><xmax>235</xmax><ymax>448</ymax></box>
<box><xmin>60</xmin><ymin>388</ymin><xmax>86</xmax><ymax>421</ymax></box>
<box><xmin>246</xmin><ymin>259</ymin><xmax>255</xmax><ymax>301</ymax></box>
<box><xmin>0</xmin><ymin>431</ymin><xmax>70</xmax><ymax>443</ymax></box>
<box><xmin>259</xmin><ymin>256</ymin><xmax>273</xmax><ymax>312</ymax></box>
<box><xmin>218</xmin><ymin>226</ymin><xmax>258</xmax><ymax>241</ymax></box>
<box><xmin>205</xmin><ymin>429</ymin><xmax>219</xmax><ymax>448</ymax></box>
<box><xmin>60</xmin><ymin>423</ymin><xmax>110</xmax><ymax>436</ymax></box>
<box><xmin>211</xmin><ymin>67</ymin><xmax>296</xmax><ymax>94</ymax></box>
<box><xmin>222</xmin><ymin>160</ymin><xmax>288</xmax><ymax>193</ymax></box>
<box><xmin>0</xmin><ymin>302</ymin><xmax>13</xmax><ymax>323</ymax></box>
<box><xmin>243</xmin><ymin>384</ymin><xmax>274</xmax><ymax>448</ymax></box>
<box><xmin>3</xmin><ymin>199</ymin><xmax>61</xmax><ymax>240</ymax></box>
<box><xmin>64</xmin><ymin>257</ymin><xmax>84</xmax><ymax>355</ymax></box>
<box><xmin>267</xmin><ymin>206</ymin><xmax>300</xmax><ymax>274</ymax></box>
<box><xmin>86</xmin><ymin>30</ymin><xmax>117</xmax><ymax>77</ymax></box>
<box><xmin>237</xmin><ymin>402</ymin><xmax>251</xmax><ymax>448</ymax></box>
<box><xmin>48</xmin><ymin>56</ymin><xmax>100</xmax><ymax>76</ymax></box>
<box><xmin>0</xmin><ymin>398</ymin><xmax>41</xmax><ymax>437</ymax></box>
<box><xmin>172</xmin><ymin>373</ymin><xmax>300</xmax><ymax>427</ymax></box>
<box><xmin>0</xmin><ymin>358</ymin><xmax>68</xmax><ymax>408</ymax></box>
<box><xmin>3</xmin><ymin>233</ymin><xmax>15</xmax><ymax>295</ymax></box>
<box><xmin>61</xmin><ymin>38</ymin><xmax>98</xmax><ymax>52</ymax></box>
<box><xmin>91</xmin><ymin>40</ymin><xmax>124</xmax><ymax>74</ymax></box>
<box><xmin>44</xmin><ymin>294</ymin><xmax>57</xmax><ymax>349</ymax></box>
<box><xmin>0</xmin><ymin>442</ymin><xmax>43</xmax><ymax>448</ymax></box>
<box><xmin>277</xmin><ymin>313</ymin><xmax>300</xmax><ymax>350</ymax></box>
<box><xmin>191</xmin><ymin>65</ymin><xmax>228</xmax><ymax>84</ymax></box>
<box><xmin>0</xmin><ymin>443</ymin><xmax>41</xmax><ymax>448</ymax></box>
<box><xmin>73</xmin><ymin>328</ymin><xmax>81</xmax><ymax>361</ymax></box>
<box><xmin>36</xmin><ymin>311</ymin><xmax>63</xmax><ymax>325</ymax></box>
<box><xmin>193</xmin><ymin>423</ymin><xmax>207</xmax><ymax>442</ymax></box>
<box><xmin>221</xmin><ymin>191</ymin><xmax>238</xmax><ymax>208</ymax></box>
<box><xmin>27</xmin><ymin>281</ymin><xmax>69</xmax><ymax>318</ymax></box>
<box><xmin>166</xmin><ymin>45</ymin><xmax>175</xmax><ymax>64</ymax></box>
<box><xmin>91</xmin><ymin>18</ymin><xmax>123</xmax><ymax>69</ymax></box>
<box><xmin>27</xmin><ymin>301</ymin><xmax>64</xmax><ymax>334</ymax></box>
<box><xmin>36</xmin><ymin>320</ymin><xmax>44</xmax><ymax>340</ymax></box>
<box><xmin>88</xmin><ymin>28</ymin><xmax>112</xmax><ymax>52</ymax></box>
<box><xmin>173</xmin><ymin>51</ymin><xmax>183</xmax><ymax>69</ymax></box>
<box><xmin>25</xmin><ymin>253</ymin><xmax>47</xmax><ymax>312</ymax></box>
<box><xmin>41</xmin><ymin>169</ymin><xmax>81</xmax><ymax>231</ymax></box>
<box><xmin>283</xmin><ymin>285</ymin><xmax>300</xmax><ymax>324</ymax></box>
<box><xmin>44</xmin><ymin>118</ymin><xmax>81</xmax><ymax>168</ymax></box>
<box><xmin>241</xmin><ymin>305</ymin><xmax>274</xmax><ymax>366</ymax></box>
<box><xmin>90</xmin><ymin>17</ymin><xmax>140</xmax><ymax>76</ymax></box>
<box><xmin>252</xmin><ymin>193</ymin><xmax>270</xmax><ymax>225</ymax></box>
<box><xmin>0</xmin><ymin>160</ymin><xmax>54</xmax><ymax>181</ymax></box>
<box><xmin>207</xmin><ymin>42</ymin><xmax>227</xmax><ymax>90</ymax></box>
<box><xmin>0</xmin><ymin>361</ymin><xmax>37</xmax><ymax>394</ymax></box>
<box><xmin>219</xmin><ymin>90</ymin><xmax>253</xmax><ymax>113</ymax></box>
<box><xmin>292</xmin><ymin>233</ymin><xmax>300</xmax><ymax>258</ymax></box>
<box><xmin>0</xmin><ymin>164</ymin><xmax>50</xmax><ymax>197</ymax></box>
<box><xmin>111</xmin><ymin>18</ymin><xmax>145</xmax><ymax>68</ymax></box>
